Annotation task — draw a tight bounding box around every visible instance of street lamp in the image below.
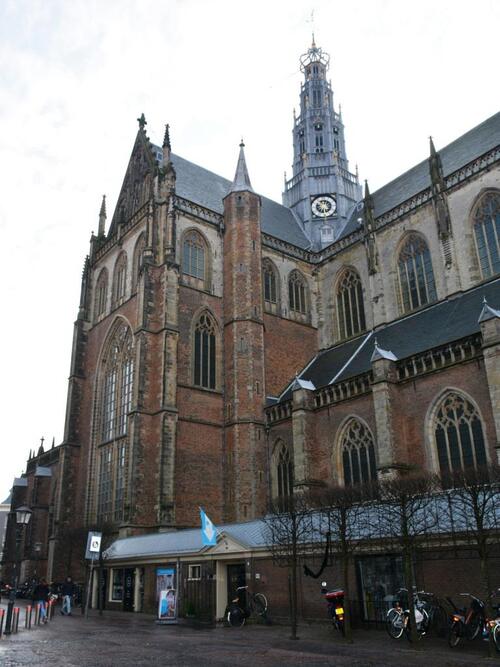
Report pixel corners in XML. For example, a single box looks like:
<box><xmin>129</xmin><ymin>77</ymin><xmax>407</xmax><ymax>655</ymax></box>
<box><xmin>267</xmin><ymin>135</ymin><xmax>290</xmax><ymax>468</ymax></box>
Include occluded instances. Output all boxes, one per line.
<box><xmin>4</xmin><ymin>505</ymin><xmax>32</xmax><ymax>635</ymax></box>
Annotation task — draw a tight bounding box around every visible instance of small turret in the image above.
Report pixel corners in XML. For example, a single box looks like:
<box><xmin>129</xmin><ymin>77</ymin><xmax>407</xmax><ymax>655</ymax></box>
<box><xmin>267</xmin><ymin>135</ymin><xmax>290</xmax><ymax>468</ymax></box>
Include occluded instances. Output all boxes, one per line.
<box><xmin>228</xmin><ymin>140</ymin><xmax>254</xmax><ymax>194</ymax></box>
<box><xmin>98</xmin><ymin>195</ymin><xmax>106</xmax><ymax>237</ymax></box>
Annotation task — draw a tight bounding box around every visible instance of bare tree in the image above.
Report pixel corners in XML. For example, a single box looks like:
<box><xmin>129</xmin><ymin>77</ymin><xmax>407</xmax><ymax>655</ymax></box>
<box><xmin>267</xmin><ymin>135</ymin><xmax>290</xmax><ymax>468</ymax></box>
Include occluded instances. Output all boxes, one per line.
<box><xmin>375</xmin><ymin>473</ymin><xmax>438</xmax><ymax>644</ymax></box>
<box><xmin>308</xmin><ymin>483</ymin><xmax>371</xmax><ymax>642</ymax></box>
<box><xmin>262</xmin><ymin>494</ymin><xmax>313</xmax><ymax>639</ymax></box>
<box><xmin>445</xmin><ymin>465</ymin><xmax>500</xmax><ymax>657</ymax></box>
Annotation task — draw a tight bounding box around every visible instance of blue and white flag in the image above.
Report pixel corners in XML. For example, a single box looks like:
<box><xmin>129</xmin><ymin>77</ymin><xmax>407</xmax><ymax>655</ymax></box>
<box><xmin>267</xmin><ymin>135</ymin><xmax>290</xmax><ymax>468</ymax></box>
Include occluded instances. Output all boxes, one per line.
<box><xmin>200</xmin><ymin>508</ymin><xmax>217</xmax><ymax>546</ymax></box>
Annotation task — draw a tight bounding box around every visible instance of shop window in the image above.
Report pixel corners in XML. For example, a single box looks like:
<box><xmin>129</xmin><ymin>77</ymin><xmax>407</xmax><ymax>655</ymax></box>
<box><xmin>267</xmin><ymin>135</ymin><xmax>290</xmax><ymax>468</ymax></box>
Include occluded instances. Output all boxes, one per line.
<box><xmin>188</xmin><ymin>564</ymin><xmax>201</xmax><ymax>580</ymax></box>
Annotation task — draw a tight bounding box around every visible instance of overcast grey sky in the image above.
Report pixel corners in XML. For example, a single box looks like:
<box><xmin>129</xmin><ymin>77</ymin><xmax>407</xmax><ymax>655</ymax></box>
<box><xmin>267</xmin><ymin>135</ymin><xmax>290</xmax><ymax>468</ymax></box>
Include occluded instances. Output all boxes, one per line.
<box><xmin>0</xmin><ymin>0</ymin><xmax>499</xmax><ymax>499</ymax></box>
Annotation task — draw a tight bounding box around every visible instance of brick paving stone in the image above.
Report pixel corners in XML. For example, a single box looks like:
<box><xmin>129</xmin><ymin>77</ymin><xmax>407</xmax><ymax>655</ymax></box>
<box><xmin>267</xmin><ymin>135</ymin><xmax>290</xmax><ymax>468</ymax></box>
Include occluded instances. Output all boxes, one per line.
<box><xmin>0</xmin><ymin>607</ymin><xmax>491</xmax><ymax>666</ymax></box>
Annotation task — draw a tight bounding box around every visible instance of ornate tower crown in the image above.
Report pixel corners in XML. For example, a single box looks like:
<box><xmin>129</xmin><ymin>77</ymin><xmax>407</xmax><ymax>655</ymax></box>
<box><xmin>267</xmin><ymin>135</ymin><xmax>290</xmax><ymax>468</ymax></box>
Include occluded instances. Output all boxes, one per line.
<box><xmin>299</xmin><ymin>36</ymin><xmax>330</xmax><ymax>73</ymax></box>
<box><xmin>282</xmin><ymin>39</ymin><xmax>361</xmax><ymax>250</ymax></box>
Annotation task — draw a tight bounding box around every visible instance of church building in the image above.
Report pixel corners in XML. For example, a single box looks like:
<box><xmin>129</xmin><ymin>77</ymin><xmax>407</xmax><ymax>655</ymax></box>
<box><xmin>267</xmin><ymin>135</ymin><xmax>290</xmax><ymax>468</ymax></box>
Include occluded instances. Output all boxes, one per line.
<box><xmin>3</xmin><ymin>40</ymin><xmax>500</xmax><ymax>605</ymax></box>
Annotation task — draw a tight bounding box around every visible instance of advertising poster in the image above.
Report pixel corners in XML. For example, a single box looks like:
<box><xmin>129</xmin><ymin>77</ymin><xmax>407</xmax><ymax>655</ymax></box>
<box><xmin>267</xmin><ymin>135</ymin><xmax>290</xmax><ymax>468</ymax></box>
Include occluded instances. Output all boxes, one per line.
<box><xmin>156</xmin><ymin>567</ymin><xmax>177</xmax><ymax>624</ymax></box>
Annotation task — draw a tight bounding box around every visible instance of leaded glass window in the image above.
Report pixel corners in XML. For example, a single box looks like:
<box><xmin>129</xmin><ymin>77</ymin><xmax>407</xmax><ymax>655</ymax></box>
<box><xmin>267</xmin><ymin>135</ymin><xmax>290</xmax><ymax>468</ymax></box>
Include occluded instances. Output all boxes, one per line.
<box><xmin>434</xmin><ymin>392</ymin><xmax>487</xmax><ymax>475</ymax></box>
<box><xmin>97</xmin><ymin>446</ymin><xmax>113</xmax><ymax>522</ymax></box>
<box><xmin>182</xmin><ymin>231</ymin><xmax>206</xmax><ymax>281</ymax></box>
<box><xmin>473</xmin><ymin>192</ymin><xmax>500</xmax><ymax>279</ymax></box>
<box><xmin>100</xmin><ymin>324</ymin><xmax>134</xmax><ymax>442</ymax></box>
<box><xmin>341</xmin><ymin>419</ymin><xmax>377</xmax><ymax>486</ymax></box>
<box><xmin>275</xmin><ymin>442</ymin><xmax>293</xmax><ymax>510</ymax></box>
<box><xmin>288</xmin><ymin>271</ymin><xmax>307</xmax><ymax>315</ymax></box>
<box><xmin>263</xmin><ymin>261</ymin><xmax>278</xmax><ymax>311</ymax></box>
<box><xmin>193</xmin><ymin>312</ymin><xmax>217</xmax><ymax>389</ymax></box>
<box><xmin>337</xmin><ymin>270</ymin><xmax>366</xmax><ymax>340</ymax></box>
<box><xmin>397</xmin><ymin>236</ymin><xmax>436</xmax><ymax>313</ymax></box>
<box><xmin>114</xmin><ymin>442</ymin><xmax>126</xmax><ymax>522</ymax></box>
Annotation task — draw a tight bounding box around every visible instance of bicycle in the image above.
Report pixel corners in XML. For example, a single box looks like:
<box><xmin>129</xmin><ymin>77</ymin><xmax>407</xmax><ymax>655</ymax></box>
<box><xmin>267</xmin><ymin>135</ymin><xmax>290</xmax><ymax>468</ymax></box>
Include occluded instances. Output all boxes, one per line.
<box><xmin>447</xmin><ymin>593</ymin><xmax>486</xmax><ymax>648</ymax></box>
<box><xmin>386</xmin><ymin>588</ymin><xmax>429</xmax><ymax>641</ymax></box>
<box><xmin>226</xmin><ymin>585</ymin><xmax>268</xmax><ymax>627</ymax></box>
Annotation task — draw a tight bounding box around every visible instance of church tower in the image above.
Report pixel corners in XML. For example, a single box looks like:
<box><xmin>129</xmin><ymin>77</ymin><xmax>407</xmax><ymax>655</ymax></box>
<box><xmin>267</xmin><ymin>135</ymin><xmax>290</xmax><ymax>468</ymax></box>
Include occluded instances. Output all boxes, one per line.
<box><xmin>283</xmin><ymin>38</ymin><xmax>361</xmax><ymax>248</ymax></box>
<box><xmin>223</xmin><ymin>143</ymin><xmax>267</xmax><ymax>522</ymax></box>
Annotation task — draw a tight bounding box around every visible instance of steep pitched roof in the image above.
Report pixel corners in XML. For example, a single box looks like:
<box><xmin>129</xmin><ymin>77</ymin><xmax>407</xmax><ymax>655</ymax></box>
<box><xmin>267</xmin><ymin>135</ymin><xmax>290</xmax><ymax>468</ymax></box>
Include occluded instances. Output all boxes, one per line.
<box><xmin>164</xmin><ymin>152</ymin><xmax>311</xmax><ymax>249</ymax></box>
<box><xmin>371</xmin><ymin>111</ymin><xmax>500</xmax><ymax>218</ymax></box>
<box><xmin>279</xmin><ymin>277</ymin><xmax>500</xmax><ymax>401</ymax></box>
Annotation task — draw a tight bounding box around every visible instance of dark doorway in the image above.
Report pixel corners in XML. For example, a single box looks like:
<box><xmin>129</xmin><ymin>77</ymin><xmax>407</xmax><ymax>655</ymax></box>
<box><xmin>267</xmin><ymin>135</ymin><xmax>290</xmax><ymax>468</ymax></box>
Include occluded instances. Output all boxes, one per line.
<box><xmin>123</xmin><ymin>568</ymin><xmax>135</xmax><ymax>612</ymax></box>
<box><xmin>227</xmin><ymin>563</ymin><xmax>246</xmax><ymax>608</ymax></box>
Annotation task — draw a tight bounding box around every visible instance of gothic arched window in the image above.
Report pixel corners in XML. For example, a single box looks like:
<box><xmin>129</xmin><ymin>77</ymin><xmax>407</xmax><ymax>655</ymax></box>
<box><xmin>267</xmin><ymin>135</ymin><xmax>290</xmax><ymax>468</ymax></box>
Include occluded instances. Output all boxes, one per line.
<box><xmin>272</xmin><ymin>441</ymin><xmax>293</xmax><ymax>510</ymax></box>
<box><xmin>473</xmin><ymin>192</ymin><xmax>500</xmax><ymax>279</ymax></box>
<box><xmin>193</xmin><ymin>311</ymin><xmax>217</xmax><ymax>390</ymax></box>
<box><xmin>336</xmin><ymin>269</ymin><xmax>366</xmax><ymax>340</ymax></box>
<box><xmin>434</xmin><ymin>392</ymin><xmax>487</xmax><ymax>475</ymax></box>
<box><xmin>132</xmin><ymin>233</ymin><xmax>146</xmax><ymax>289</ymax></box>
<box><xmin>288</xmin><ymin>271</ymin><xmax>308</xmax><ymax>316</ymax></box>
<box><xmin>263</xmin><ymin>260</ymin><xmax>279</xmax><ymax>313</ymax></box>
<box><xmin>112</xmin><ymin>252</ymin><xmax>128</xmax><ymax>306</ymax></box>
<box><xmin>98</xmin><ymin>322</ymin><xmax>134</xmax><ymax>523</ymax></box>
<box><xmin>94</xmin><ymin>269</ymin><xmax>108</xmax><ymax>321</ymax></box>
<box><xmin>182</xmin><ymin>230</ymin><xmax>207</xmax><ymax>283</ymax></box>
<box><xmin>101</xmin><ymin>323</ymin><xmax>134</xmax><ymax>442</ymax></box>
<box><xmin>397</xmin><ymin>235</ymin><xmax>436</xmax><ymax>313</ymax></box>
<box><xmin>340</xmin><ymin>419</ymin><xmax>377</xmax><ymax>486</ymax></box>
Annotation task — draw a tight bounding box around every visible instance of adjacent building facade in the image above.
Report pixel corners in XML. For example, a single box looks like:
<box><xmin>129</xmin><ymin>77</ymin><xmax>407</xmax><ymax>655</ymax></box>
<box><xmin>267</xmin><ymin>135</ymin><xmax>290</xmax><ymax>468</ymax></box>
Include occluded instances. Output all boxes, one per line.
<box><xmin>3</xmin><ymin>41</ymin><xmax>500</xmax><ymax>614</ymax></box>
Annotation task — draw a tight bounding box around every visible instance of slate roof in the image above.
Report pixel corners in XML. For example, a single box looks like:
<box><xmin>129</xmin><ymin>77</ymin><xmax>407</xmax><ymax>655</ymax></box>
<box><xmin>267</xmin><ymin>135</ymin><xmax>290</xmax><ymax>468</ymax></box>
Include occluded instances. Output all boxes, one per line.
<box><xmin>104</xmin><ymin>488</ymin><xmax>500</xmax><ymax>561</ymax></box>
<box><xmin>280</xmin><ymin>277</ymin><xmax>500</xmax><ymax>401</ymax></box>
<box><xmin>104</xmin><ymin>518</ymin><xmax>269</xmax><ymax>561</ymax></box>
<box><xmin>371</xmin><ymin>111</ymin><xmax>500</xmax><ymax>219</ymax></box>
<box><xmin>162</xmin><ymin>151</ymin><xmax>311</xmax><ymax>250</ymax></box>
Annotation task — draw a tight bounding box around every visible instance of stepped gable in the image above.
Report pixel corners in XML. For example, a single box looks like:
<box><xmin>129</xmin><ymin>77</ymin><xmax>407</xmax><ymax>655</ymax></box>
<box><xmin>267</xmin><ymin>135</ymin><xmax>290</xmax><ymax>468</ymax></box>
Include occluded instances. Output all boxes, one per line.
<box><xmin>278</xmin><ymin>276</ymin><xmax>500</xmax><ymax>401</ymax></box>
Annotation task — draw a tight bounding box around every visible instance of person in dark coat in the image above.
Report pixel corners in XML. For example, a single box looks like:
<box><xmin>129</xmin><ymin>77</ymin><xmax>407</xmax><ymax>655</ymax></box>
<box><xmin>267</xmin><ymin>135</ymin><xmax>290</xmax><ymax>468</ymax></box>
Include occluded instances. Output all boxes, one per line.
<box><xmin>60</xmin><ymin>576</ymin><xmax>77</xmax><ymax>615</ymax></box>
<box><xmin>32</xmin><ymin>578</ymin><xmax>50</xmax><ymax>623</ymax></box>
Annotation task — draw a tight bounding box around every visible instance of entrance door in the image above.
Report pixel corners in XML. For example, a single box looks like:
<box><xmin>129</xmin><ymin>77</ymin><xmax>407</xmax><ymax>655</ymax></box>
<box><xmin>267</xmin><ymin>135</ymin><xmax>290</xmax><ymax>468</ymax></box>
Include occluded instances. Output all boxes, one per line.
<box><xmin>227</xmin><ymin>563</ymin><xmax>246</xmax><ymax>608</ymax></box>
<box><xmin>123</xmin><ymin>568</ymin><xmax>135</xmax><ymax>612</ymax></box>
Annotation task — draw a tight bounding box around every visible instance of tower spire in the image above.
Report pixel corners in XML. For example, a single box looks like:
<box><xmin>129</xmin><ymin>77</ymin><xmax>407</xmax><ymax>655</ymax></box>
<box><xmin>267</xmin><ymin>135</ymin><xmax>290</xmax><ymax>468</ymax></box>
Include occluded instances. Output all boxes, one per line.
<box><xmin>98</xmin><ymin>195</ymin><xmax>106</xmax><ymax>237</ymax></box>
<box><xmin>229</xmin><ymin>140</ymin><xmax>254</xmax><ymax>193</ymax></box>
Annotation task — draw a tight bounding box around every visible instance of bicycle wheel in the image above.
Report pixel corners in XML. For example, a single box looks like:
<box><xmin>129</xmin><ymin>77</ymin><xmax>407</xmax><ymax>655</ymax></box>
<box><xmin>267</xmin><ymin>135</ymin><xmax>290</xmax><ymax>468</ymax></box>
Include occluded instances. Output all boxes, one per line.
<box><xmin>448</xmin><ymin>620</ymin><xmax>462</xmax><ymax>648</ymax></box>
<box><xmin>430</xmin><ymin>605</ymin><xmax>448</xmax><ymax>638</ymax></box>
<box><xmin>466</xmin><ymin>613</ymin><xmax>482</xmax><ymax>640</ymax></box>
<box><xmin>493</xmin><ymin>624</ymin><xmax>500</xmax><ymax>653</ymax></box>
<box><xmin>386</xmin><ymin>608</ymin><xmax>404</xmax><ymax>639</ymax></box>
<box><xmin>253</xmin><ymin>593</ymin><xmax>268</xmax><ymax>617</ymax></box>
<box><xmin>227</xmin><ymin>607</ymin><xmax>246</xmax><ymax>628</ymax></box>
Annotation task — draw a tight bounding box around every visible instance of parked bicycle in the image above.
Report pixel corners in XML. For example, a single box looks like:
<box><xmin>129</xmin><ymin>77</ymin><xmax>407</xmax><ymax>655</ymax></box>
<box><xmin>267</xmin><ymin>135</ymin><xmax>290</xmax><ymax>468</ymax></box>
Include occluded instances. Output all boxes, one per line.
<box><xmin>386</xmin><ymin>588</ymin><xmax>431</xmax><ymax>641</ymax></box>
<box><xmin>447</xmin><ymin>593</ymin><xmax>486</xmax><ymax>648</ymax></box>
<box><xmin>226</xmin><ymin>585</ymin><xmax>268</xmax><ymax>627</ymax></box>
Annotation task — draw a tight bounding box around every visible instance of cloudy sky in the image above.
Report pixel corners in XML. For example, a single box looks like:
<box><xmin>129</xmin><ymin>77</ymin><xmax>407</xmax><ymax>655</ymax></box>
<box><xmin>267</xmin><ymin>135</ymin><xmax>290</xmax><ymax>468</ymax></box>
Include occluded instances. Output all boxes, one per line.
<box><xmin>0</xmin><ymin>0</ymin><xmax>499</xmax><ymax>499</ymax></box>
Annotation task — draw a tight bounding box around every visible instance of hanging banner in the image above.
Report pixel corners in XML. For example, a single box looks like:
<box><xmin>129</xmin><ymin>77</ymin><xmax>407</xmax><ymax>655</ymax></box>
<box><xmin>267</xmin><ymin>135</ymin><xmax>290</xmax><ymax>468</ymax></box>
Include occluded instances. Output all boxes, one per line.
<box><xmin>156</xmin><ymin>567</ymin><xmax>177</xmax><ymax>624</ymax></box>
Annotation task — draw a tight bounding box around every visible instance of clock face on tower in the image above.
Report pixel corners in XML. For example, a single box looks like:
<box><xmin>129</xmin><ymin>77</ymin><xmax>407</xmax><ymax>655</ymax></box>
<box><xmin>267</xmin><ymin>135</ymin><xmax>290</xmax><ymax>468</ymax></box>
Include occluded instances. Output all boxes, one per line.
<box><xmin>311</xmin><ymin>194</ymin><xmax>337</xmax><ymax>218</ymax></box>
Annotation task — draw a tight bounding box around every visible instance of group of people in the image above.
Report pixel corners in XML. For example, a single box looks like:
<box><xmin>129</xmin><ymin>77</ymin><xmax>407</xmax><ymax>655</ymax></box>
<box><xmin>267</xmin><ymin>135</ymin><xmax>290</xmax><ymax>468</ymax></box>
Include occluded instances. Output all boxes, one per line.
<box><xmin>32</xmin><ymin>576</ymin><xmax>78</xmax><ymax>623</ymax></box>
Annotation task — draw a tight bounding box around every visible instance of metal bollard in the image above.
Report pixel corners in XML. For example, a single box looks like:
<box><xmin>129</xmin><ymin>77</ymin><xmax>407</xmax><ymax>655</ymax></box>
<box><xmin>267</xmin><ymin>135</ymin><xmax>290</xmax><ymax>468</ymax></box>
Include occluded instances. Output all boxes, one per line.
<box><xmin>0</xmin><ymin>609</ymin><xmax>5</xmax><ymax>638</ymax></box>
<box><xmin>26</xmin><ymin>605</ymin><xmax>32</xmax><ymax>629</ymax></box>
<box><xmin>13</xmin><ymin>608</ymin><xmax>20</xmax><ymax>633</ymax></box>
<box><xmin>35</xmin><ymin>603</ymin><xmax>40</xmax><ymax>625</ymax></box>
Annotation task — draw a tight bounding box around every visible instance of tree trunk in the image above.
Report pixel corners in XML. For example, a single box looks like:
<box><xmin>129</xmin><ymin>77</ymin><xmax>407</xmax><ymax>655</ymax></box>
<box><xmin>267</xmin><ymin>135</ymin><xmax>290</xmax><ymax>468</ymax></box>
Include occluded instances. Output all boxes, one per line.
<box><xmin>403</xmin><ymin>549</ymin><xmax>420</xmax><ymax>646</ymax></box>
<box><xmin>290</xmin><ymin>560</ymin><xmax>299</xmax><ymax>639</ymax></box>
<box><xmin>342</xmin><ymin>551</ymin><xmax>353</xmax><ymax>643</ymax></box>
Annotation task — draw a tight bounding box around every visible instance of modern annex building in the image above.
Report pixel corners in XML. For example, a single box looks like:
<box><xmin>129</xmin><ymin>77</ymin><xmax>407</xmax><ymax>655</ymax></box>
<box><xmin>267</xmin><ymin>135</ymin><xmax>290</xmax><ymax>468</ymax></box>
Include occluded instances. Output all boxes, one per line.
<box><xmin>3</xmin><ymin>40</ymin><xmax>500</xmax><ymax>617</ymax></box>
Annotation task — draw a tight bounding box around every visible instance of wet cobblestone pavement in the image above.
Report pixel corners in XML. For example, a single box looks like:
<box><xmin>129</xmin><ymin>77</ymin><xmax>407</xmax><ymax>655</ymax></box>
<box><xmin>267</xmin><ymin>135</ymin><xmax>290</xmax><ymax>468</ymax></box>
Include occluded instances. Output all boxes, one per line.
<box><xmin>0</xmin><ymin>603</ymin><xmax>492</xmax><ymax>666</ymax></box>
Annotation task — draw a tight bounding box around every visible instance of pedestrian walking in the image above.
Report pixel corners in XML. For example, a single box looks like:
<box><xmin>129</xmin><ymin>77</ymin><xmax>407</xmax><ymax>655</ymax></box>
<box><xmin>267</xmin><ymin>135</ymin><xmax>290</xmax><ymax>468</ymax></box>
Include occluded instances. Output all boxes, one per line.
<box><xmin>33</xmin><ymin>578</ymin><xmax>50</xmax><ymax>623</ymax></box>
<box><xmin>61</xmin><ymin>576</ymin><xmax>76</xmax><ymax>616</ymax></box>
